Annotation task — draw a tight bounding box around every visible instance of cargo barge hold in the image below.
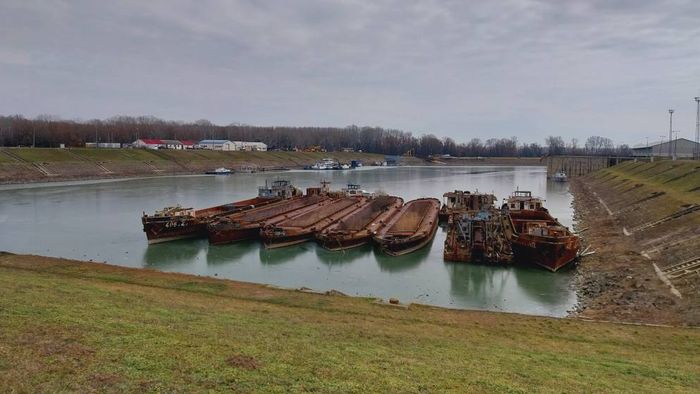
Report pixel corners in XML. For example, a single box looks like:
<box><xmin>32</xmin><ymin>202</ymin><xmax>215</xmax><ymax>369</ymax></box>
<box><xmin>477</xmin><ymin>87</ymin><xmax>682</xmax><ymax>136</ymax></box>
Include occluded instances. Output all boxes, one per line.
<box><xmin>316</xmin><ymin>195</ymin><xmax>403</xmax><ymax>250</ymax></box>
<box><xmin>207</xmin><ymin>194</ymin><xmax>329</xmax><ymax>245</ymax></box>
<box><xmin>142</xmin><ymin>180</ymin><xmax>300</xmax><ymax>244</ymax></box>
<box><xmin>261</xmin><ymin>197</ymin><xmax>371</xmax><ymax>248</ymax></box>
<box><xmin>373</xmin><ymin>198</ymin><xmax>440</xmax><ymax>256</ymax></box>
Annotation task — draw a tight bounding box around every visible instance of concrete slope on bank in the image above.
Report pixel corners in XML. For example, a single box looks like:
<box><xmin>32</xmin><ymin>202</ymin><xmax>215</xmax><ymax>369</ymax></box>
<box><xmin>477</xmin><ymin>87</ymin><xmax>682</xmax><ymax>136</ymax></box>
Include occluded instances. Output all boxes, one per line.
<box><xmin>0</xmin><ymin>253</ymin><xmax>698</xmax><ymax>392</ymax></box>
<box><xmin>572</xmin><ymin>160</ymin><xmax>700</xmax><ymax>325</ymax></box>
<box><xmin>0</xmin><ymin>148</ymin><xmax>393</xmax><ymax>183</ymax></box>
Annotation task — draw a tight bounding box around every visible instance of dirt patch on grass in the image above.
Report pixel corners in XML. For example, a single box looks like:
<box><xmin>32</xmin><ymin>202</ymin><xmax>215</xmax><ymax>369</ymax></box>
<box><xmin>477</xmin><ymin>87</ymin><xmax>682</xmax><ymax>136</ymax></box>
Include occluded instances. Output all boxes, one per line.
<box><xmin>226</xmin><ymin>355</ymin><xmax>261</xmax><ymax>370</ymax></box>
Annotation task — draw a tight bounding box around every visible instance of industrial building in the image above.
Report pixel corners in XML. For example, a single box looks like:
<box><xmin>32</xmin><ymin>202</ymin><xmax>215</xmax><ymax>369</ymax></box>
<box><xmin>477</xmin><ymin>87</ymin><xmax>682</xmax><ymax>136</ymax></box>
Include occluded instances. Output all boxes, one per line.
<box><xmin>631</xmin><ymin>138</ymin><xmax>700</xmax><ymax>158</ymax></box>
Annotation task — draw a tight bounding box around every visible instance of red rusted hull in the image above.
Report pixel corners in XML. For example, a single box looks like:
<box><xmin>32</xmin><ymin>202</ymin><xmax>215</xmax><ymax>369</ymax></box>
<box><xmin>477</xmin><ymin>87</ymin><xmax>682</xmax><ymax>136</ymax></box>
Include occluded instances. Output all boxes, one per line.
<box><xmin>262</xmin><ymin>197</ymin><xmax>370</xmax><ymax>249</ymax></box>
<box><xmin>206</xmin><ymin>195</ymin><xmax>326</xmax><ymax>245</ymax></box>
<box><xmin>507</xmin><ymin>209</ymin><xmax>580</xmax><ymax>272</ymax></box>
<box><xmin>142</xmin><ymin>196</ymin><xmax>278</xmax><ymax>244</ymax></box>
<box><xmin>373</xmin><ymin>198</ymin><xmax>441</xmax><ymax>256</ymax></box>
<box><xmin>510</xmin><ymin>238</ymin><xmax>579</xmax><ymax>272</ymax></box>
<box><xmin>316</xmin><ymin>196</ymin><xmax>403</xmax><ymax>251</ymax></box>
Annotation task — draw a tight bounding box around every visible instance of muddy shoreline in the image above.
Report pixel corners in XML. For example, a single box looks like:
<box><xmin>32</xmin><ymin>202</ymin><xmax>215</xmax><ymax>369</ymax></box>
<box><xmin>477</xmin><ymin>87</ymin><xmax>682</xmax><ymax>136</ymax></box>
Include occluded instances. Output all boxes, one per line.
<box><xmin>569</xmin><ymin>174</ymin><xmax>698</xmax><ymax>326</ymax></box>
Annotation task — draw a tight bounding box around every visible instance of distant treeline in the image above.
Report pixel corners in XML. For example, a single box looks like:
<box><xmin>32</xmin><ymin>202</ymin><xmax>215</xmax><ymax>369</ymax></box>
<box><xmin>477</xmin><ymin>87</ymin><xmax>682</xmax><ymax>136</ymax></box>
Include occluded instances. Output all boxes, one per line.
<box><xmin>0</xmin><ymin>115</ymin><xmax>631</xmax><ymax>157</ymax></box>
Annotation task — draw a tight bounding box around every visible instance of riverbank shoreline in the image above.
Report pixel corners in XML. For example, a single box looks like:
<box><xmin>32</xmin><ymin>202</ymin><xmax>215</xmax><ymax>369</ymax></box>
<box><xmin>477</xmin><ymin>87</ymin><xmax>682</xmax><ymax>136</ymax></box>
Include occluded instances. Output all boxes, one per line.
<box><xmin>0</xmin><ymin>252</ymin><xmax>697</xmax><ymax>391</ymax></box>
<box><xmin>0</xmin><ymin>147</ymin><xmax>542</xmax><ymax>184</ymax></box>
<box><xmin>569</xmin><ymin>160</ymin><xmax>700</xmax><ymax>326</ymax></box>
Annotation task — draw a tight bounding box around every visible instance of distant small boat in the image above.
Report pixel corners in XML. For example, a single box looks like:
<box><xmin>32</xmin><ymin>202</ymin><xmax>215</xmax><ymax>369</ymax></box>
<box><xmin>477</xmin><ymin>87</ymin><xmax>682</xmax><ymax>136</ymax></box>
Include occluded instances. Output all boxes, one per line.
<box><xmin>206</xmin><ymin>167</ymin><xmax>233</xmax><ymax>175</ymax></box>
<box><xmin>305</xmin><ymin>158</ymin><xmax>353</xmax><ymax>170</ymax></box>
<box><xmin>551</xmin><ymin>171</ymin><xmax>568</xmax><ymax>182</ymax></box>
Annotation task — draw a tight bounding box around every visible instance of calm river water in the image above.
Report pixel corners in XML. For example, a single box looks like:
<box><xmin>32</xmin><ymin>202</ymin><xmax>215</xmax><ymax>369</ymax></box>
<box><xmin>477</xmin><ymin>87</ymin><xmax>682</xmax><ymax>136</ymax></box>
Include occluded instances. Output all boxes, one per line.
<box><xmin>0</xmin><ymin>166</ymin><xmax>577</xmax><ymax>316</ymax></box>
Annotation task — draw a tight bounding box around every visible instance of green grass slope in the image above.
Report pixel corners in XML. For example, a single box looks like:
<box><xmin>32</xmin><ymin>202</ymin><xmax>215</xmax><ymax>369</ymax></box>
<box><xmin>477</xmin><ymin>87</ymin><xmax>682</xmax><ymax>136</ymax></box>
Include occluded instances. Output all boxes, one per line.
<box><xmin>0</xmin><ymin>254</ymin><xmax>698</xmax><ymax>392</ymax></box>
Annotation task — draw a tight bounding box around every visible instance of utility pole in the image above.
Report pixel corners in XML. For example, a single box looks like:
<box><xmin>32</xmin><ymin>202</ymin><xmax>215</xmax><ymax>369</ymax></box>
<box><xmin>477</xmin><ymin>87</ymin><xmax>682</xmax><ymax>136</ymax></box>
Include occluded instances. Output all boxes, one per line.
<box><xmin>646</xmin><ymin>137</ymin><xmax>649</xmax><ymax>158</ymax></box>
<box><xmin>695</xmin><ymin>97</ymin><xmax>700</xmax><ymax>160</ymax></box>
<box><xmin>672</xmin><ymin>130</ymin><xmax>680</xmax><ymax>160</ymax></box>
<box><xmin>658</xmin><ymin>135</ymin><xmax>666</xmax><ymax>157</ymax></box>
<box><xmin>668</xmin><ymin>109</ymin><xmax>674</xmax><ymax>159</ymax></box>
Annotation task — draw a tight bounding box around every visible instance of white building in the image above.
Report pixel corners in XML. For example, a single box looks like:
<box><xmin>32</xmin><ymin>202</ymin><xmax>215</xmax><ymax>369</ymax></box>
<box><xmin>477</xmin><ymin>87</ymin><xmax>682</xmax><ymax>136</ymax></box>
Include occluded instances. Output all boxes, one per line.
<box><xmin>198</xmin><ymin>139</ymin><xmax>236</xmax><ymax>151</ymax></box>
<box><xmin>232</xmin><ymin>141</ymin><xmax>268</xmax><ymax>151</ymax></box>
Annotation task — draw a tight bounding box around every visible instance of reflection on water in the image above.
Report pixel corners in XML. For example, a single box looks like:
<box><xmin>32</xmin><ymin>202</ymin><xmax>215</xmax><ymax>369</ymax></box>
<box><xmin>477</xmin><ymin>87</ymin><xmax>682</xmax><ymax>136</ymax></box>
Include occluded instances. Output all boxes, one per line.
<box><xmin>206</xmin><ymin>240</ymin><xmax>260</xmax><ymax>265</ymax></box>
<box><xmin>259</xmin><ymin>243</ymin><xmax>311</xmax><ymax>265</ymax></box>
<box><xmin>374</xmin><ymin>241</ymin><xmax>433</xmax><ymax>273</ymax></box>
<box><xmin>0</xmin><ymin>166</ymin><xmax>577</xmax><ymax>316</ymax></box>
<box><xmin>315</xmin><ymin>244</ymin><xmax>373</xmax><ymax>266</ymax></box>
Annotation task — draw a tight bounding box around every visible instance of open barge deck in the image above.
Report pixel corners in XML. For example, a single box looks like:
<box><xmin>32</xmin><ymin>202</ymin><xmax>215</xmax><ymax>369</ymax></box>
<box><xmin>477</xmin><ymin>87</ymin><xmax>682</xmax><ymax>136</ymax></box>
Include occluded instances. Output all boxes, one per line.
<box><xmin>261</xmin><ymin>197</ymin><xmax>371</xmax><ymax>248</ymax></box>
<box><xmin>207</xmin><ymin>195</ymin><xmax>329</xmax><ymax>245</ymax></box>
<box><xmin>316</xmin><ymin>196</ymin><xmax>404</xmax><ymax>250</ymax></box>
<box><xmin>373</xmin><ymin>198</ymin><xmax>440</xmax><ymax>256</ymax></box>
<box><xmin>142</xmin><ymin>196</ymin><xmax>279</xmax><ymax>244</ymax></box>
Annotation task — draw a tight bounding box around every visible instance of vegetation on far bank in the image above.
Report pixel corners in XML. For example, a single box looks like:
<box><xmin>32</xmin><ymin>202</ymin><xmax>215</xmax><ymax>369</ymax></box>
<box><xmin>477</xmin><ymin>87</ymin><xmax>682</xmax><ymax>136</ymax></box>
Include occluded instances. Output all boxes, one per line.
<box><xmin>1</xmin><ymin>253</ymin><xmax>698</xmax><ymax>392</ymax></box>
<box><xmin>1</xmin><ymin>114</ymin><xmax>633</xmax><ymax>157</ymax></box>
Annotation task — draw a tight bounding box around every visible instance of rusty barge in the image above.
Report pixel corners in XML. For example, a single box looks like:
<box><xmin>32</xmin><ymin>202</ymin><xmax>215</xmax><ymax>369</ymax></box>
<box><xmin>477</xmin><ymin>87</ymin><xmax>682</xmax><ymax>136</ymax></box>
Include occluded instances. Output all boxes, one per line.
<box><xmin>207</xmin><ymin>194</ymin><xmax>330</xmax><ymax>245</ymax></box>
<box><xmin>142</xmin><ymin>180</ymin><xmax>300</xmax><ymax>244</ymax></box>
<box><xmin>261</xmin><ymin>197</ymin><xmax>371</xmax><ymax>248</ymax></box>
<box><xmin>316</xmin><ymin>195</ymin><xmax>404</xmax><ymax>250</ymax></box>
<box><xmin>373</xmin><ymin>198</ymin><xmax>440</xmax><ymax>256</ymax></box>
<box><xmin>503</xmin><ymin>190</ymin><xmax>580</xmax><ymax>272</ymax></box>
<box><xmin>439</xmin><ymin>190</ymin><xmax>497</xmax><ymax>221</ymax></box>
<box><xmin>443</xmin><ymin>193</ymin><xmax>512</xmax><ymax>264</ymax></box>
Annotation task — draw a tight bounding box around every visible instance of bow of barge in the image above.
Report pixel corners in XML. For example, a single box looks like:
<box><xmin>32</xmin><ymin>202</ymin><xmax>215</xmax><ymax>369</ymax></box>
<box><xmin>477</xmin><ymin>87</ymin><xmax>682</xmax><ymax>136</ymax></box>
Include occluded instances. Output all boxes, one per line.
<box><xmin>142</xmin><ymin>179</ymin><xmax>301</xmax><ymax>244</ymax></box>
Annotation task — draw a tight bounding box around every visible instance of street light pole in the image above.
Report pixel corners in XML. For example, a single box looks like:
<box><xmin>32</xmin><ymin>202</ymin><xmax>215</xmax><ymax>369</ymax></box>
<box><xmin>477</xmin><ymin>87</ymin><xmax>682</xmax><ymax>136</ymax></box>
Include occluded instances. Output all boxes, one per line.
<box><xmin>668</xmin><ymin>109</ymin><xmax>674</xmax><ymax>159</ymax></box>
<box><xmin>695</xmin><ymin>97</ymin><xmax>700</xmax><ymax>160</ymax></box>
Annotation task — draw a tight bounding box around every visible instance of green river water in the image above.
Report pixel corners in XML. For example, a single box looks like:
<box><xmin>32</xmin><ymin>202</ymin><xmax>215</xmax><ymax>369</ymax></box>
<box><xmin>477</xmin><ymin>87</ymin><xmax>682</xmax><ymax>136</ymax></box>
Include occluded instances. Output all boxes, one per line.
<box><xmin>0</xmin><ymin>166</ymin><xmax>577</xmax><ymax>316</ymax></box>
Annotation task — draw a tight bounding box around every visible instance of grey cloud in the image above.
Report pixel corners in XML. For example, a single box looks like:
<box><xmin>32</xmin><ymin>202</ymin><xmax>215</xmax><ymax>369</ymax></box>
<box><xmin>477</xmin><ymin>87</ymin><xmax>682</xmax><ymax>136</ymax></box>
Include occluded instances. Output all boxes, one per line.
<box><xmin>0</xmin><ymin>0</ymin><xmax>699</xmax><ymax>145</ymax></box>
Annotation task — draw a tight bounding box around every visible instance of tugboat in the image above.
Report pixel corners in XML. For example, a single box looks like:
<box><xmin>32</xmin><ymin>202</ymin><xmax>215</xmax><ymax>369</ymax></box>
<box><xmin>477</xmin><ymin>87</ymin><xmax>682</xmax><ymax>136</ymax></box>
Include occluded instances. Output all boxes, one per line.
<box><xmin>142</xmin><ymin>180</ymin><xmax>300</xmax><ymax>244</ymax></box>
<box><xmin>373</xmin><ymin>198</ymin><xmax>440</xmax><ymax>256</ymax></box>
<box><xmin>439</xmin><ymin>190</ymin><xmax>497</xmax><ymax>221</ymax></box>
<box><xmin>502</xmin><ymin>190</ymin><xmax>580</xmax><ymax>271</ymax></box>
<box><xmin>306</xmin><ymin>158</ymin><xmax>352</xmax><ymax>170</ymax></box>
<box><xmin>341</xmin><ymin>184</ymin><xmax>373</xmax><ymax>197</ymax></box>
<box><xmin>205</xmin><ymin>167</ymin><xmax>233</xmax><ymax>175</ymax></box>
<box><xmin>551</xmin><ymin>171</ymin><xmax>568</xmax><ymax>182</ymax></box>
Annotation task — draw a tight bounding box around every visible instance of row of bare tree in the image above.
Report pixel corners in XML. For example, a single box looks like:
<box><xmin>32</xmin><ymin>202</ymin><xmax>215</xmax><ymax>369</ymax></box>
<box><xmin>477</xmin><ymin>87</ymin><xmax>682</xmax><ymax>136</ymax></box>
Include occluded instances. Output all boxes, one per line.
<box><xmin>0</xmin><ymin>115</ymin><xmax>631</xmax><ymax>157</ymax></box>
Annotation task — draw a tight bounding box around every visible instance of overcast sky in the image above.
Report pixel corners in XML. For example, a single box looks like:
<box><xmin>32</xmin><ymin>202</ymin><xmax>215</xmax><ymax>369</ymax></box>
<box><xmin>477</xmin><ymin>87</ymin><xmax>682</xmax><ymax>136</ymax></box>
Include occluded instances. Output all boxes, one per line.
<box><xmin>1</xmin><ymin>1</ymin><xmax>699</xmax><ymax>146</ymax></box>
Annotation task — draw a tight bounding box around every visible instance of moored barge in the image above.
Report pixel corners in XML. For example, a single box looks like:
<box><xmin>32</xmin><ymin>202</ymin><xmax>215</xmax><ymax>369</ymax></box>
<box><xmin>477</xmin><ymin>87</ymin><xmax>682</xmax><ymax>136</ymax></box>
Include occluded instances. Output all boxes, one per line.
<box><xmin>142</xmin><ymin>180</ymin><xmax>300</xmax><ymax>244</ymax></box>
<box><xmin>207</xmin><ymin>194</ymin><xmax>329</xmax><ymax>245</ymax></box>
<box><xmin>316</xmin><ymin>196</ymin><xmax>403</xmax><ymax>250</ymax></box>
<box><xmin>503</xmin><ymin>190</ymin><xmax>580</xmax><ymax>271</ymax></box>
<box><xmin>440</xmin><ymin>190</ymin><xmax>497</xmax><ymax>221</ymax></box>
<box><xmin>373</xmin><ymin>198</ymin><xmax>440</xmax><ymax>256</ymax></box>
<box><xmin>443</xmin><ymin>209</ymin><xmax>512</xmax><ymax>264</ymax></box>
<box><xmin>261</xmin><ymin>197</ymin><xmax>371</xmax><ymax>248</ymax></box>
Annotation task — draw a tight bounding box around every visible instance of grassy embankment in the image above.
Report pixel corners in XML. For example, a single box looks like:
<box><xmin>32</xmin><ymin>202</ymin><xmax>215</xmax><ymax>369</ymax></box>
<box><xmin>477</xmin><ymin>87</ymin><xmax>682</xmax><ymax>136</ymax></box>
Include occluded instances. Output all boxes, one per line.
<box><xmin>591</xmin><ymin>159</ymin><xmax>700</xmax><ymax>204</ymax></box>
<box><xmin>1</xmin><ymin>253</ymin><xmax>698</xmax><ymax>392</ymax></box>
